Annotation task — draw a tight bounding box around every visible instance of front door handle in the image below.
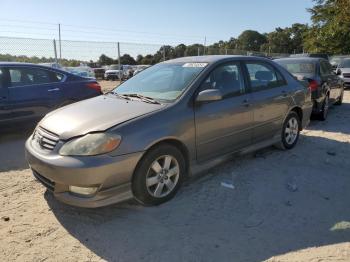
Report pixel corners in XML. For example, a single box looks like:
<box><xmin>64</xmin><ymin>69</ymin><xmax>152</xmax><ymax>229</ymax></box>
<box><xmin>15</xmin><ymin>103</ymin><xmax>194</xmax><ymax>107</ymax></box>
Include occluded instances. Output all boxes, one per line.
<box><xmin>242</xmin><ymin>99</ymin><xmax>250</xmax><ymax>107</ymax></box>
<box><xmin>48</xmin><ymin>88</ymin><xmax>60</xmax><ymax>92</ymax></box>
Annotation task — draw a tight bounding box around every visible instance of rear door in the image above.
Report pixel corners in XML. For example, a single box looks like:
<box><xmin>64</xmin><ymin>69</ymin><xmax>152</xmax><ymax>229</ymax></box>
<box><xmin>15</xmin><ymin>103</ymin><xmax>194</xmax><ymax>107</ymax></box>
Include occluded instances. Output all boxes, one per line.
<box><xmin>244</xmin><ymin>61</ymin><xmax>293</xmax><ymax>143</ymax></box>
<box><xmin>320</xmin><ymin>60</ymin><xmax>341</xmax><ymax>102</ymax></box>
<box><xmin>0</xmin><ymin>67</ymin><xmax>12</xmax><ymax>122</ymax></box>
<box><xmin>7</xmin><ymin>66</ymin><xmax>64</xmax><ymax>120</ymax></box>
<box><xmin>194</xmin><ymin>61</ymin><xmax>254</xmax><ymax>162</ymax></box>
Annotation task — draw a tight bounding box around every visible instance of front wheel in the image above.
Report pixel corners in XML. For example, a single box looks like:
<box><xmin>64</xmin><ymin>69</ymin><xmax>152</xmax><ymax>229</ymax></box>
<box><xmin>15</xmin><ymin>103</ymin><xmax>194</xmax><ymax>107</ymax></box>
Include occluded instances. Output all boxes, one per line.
<box><xmin>277</xmin><ymin>111</ymin><xmax>301</xmax><ymax>150</ymax></box>
<box><xmin>334</xmin><ymin>88</ymin><xmax>344</xmax><ymax>106</ymax></box>
<box><xmin>132</xmin><ymin>144</ymin><xmax>186</xmax><ymax>206</ymax></box>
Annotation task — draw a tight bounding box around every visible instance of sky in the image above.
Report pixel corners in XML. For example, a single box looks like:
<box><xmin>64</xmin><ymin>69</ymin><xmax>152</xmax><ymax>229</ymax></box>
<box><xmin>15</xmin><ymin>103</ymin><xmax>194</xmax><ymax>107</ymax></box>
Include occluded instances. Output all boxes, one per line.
<box><xmin>0</xmin><ymin>0</ymin><xmax>314</xmax><ymax>60</ymax></box>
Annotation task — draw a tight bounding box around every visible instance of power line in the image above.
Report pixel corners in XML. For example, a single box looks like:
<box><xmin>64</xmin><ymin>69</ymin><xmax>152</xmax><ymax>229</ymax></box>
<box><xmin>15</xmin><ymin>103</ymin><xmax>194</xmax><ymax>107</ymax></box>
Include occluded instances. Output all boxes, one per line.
<box><xmin>0</xmin><ymin>18</ymin><xmax>221</xmax><ymax>42</ymax></box>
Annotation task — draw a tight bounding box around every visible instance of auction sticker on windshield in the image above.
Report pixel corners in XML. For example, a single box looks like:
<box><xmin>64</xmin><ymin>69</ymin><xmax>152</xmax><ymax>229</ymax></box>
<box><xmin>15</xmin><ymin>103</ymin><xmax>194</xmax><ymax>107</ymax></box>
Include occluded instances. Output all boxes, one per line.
<box><xmin>182</xmin><ymin>63</ymin><xmax>208</xmax><ymax>68</ymax></box>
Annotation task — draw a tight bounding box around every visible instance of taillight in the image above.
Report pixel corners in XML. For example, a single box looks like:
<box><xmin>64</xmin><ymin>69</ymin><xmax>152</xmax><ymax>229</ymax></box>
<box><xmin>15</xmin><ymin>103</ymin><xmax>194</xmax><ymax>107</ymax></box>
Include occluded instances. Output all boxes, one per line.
<box><xmin>86</xmin><ymin>82</ymin><xmax>102</xmax><ymax>93</ymax></box>
<box><xmin>308</xmin><ymin>80</ymin><xmax>319</xmax><ymax>91</ymax></box>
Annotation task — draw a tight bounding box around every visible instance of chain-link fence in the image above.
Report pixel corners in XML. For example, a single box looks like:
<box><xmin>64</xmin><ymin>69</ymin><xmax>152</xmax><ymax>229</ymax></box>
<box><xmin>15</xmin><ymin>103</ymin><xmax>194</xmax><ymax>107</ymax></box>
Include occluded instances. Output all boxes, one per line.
<box><xmin>0</xmin><ymin>36</ymin><xmax>290</xmax><ymax>66</ymax></box>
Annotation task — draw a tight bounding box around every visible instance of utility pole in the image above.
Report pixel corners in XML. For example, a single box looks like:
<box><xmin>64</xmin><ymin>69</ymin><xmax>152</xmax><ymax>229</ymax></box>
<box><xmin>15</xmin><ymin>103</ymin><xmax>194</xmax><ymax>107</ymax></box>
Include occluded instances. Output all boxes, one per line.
<box><xmin>53</xmin><ymin>39</ymin><xmax>58</xmax><ymax>64</ymax></box>
<box><xmin>203</xmin><ymin>36</ymin><xmax>206</xmax><ymax>55</ymax></box>
<box><xmin>58</xmin><ymin>23</ymin><xmax>62</xmax><ymax>62</ymax></box>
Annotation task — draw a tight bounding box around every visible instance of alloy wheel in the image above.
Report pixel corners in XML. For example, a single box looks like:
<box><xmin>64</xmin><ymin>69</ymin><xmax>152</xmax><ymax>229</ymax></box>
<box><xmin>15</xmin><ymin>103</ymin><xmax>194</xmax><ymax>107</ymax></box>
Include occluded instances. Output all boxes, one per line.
<box><xmin>146</xmin><ymin>155</ymin><xmax>180</xmax><ymax>198</ymax></box>
<box><xmin>285</xmin><ymin>117</ymin><xmax>299</xmax><ymax>145</ymax></box>
<box><xmin>323</xmin><ymin>96</ymin><xmax>329</xmax><ymax>119</ymax></box>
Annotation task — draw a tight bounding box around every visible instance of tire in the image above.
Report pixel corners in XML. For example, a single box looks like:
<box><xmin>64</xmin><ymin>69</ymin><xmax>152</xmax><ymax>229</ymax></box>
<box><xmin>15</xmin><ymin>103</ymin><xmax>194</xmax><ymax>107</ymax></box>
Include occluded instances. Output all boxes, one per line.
<box><xmin>276</xmin><ymin>111</ymin><xmax>301</xmax><ymax>150</ymax></box>
<box><xmin>334</xmin><ymin>88</ymin><xmax>344</xmax><ymax>106</ymax></box>
<box><xmin>319</xmin><ymin>95</ymin><xmax>329</xmax><ymax>121</ymax></box>
<box><xmin>132</xmin><ymin>144</ymin><xmax>186</xmax><ymax>206</ymax></box>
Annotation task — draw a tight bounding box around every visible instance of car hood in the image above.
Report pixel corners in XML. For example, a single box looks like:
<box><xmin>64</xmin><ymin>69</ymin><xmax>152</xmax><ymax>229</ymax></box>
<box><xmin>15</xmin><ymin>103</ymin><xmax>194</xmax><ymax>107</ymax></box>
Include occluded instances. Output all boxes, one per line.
<box><xmin>39</xmin><ymin>95</ymin><xmax>165</xmax><ymax>140</ymax></box>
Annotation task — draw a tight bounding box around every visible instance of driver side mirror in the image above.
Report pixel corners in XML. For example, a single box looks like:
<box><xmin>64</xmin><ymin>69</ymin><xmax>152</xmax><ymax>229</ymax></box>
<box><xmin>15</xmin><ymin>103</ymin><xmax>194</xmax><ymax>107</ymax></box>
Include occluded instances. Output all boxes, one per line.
<box><xmin>196</xmin><ymin>89</ymin><xmax>223</xmax><ymax>103</ymax></box>
<box><xmin>336</xmin><ymin>69</ymin><xmax>342</xmax><ymax>75</ymax></box>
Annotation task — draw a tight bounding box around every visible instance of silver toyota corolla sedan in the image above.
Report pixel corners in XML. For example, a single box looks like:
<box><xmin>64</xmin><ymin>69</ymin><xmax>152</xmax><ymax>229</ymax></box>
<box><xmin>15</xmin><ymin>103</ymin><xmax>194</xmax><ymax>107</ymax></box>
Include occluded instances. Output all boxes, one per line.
<box><xmin>25</xmin><ymin>56</ymin><xmax>313</xmax><ymax>207</ymax></box>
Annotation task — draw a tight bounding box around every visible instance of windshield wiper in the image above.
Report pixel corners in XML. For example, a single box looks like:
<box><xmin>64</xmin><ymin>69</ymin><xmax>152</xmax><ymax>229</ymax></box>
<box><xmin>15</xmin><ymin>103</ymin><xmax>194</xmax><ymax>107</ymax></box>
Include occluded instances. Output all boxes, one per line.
<box><xmin>107</xmin><ymin>92</ymin><xmax>132</xmax><ymax>100</ymax></box>
<box><xmin>120</xmin><ymin>93</ymin><xmax>161</xmax><ymax>104</ymax></box>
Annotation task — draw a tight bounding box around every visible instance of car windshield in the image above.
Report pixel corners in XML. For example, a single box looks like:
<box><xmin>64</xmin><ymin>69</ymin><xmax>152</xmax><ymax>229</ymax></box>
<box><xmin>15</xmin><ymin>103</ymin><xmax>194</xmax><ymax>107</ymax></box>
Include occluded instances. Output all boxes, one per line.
<box><xmin>113</xmin><ymin>62</ymin><xmax>207</xmax><ymax>102</ymax></box>
<box><xmin>339</xmin><ymin>59</ymin><xmax>350</xmax><ymax>68</ymax></box>
<box><xmin>109</xmin><ymin>65</ymin><xmax>121</xmax><ymax>70</ymax></box>
<box><xmin>277</xmin><ymin>61</ymin><xmax>316</xmax><ymax>74</ymax></box>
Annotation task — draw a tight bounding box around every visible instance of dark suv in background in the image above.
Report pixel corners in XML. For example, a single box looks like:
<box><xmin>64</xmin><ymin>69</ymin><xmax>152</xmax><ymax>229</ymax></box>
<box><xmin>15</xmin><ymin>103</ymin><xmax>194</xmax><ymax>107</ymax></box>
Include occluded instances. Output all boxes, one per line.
<box><xmin>0</xmin><ymin>63</ymin><xmax>102</xmax><ymax>125</ymax></box>
<box><xmin>275</xmin><ymin>57</ymin><xmax>344</xmax><ymax>120</ymax></box>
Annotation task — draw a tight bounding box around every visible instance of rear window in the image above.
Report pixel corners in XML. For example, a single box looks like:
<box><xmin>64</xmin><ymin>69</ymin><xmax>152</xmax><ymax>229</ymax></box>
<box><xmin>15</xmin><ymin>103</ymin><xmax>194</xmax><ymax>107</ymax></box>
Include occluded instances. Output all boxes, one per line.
<box><xmin>339</xmin><ymin>59</ymin><xmax>350</xmax><ymax>68</ymax></box>
<box><xmin>277</xmin><ymin>61</ymin><xmax>316</xmax><ymax>74</ymax></box>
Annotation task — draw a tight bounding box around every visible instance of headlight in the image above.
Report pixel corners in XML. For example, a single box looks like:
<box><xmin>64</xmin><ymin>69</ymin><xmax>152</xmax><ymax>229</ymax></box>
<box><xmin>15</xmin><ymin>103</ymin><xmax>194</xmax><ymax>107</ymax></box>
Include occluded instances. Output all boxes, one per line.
<box><xmin>59</xmin><ymin>133</ymin><xmax>121</xmax><ymax>156</ymax></box>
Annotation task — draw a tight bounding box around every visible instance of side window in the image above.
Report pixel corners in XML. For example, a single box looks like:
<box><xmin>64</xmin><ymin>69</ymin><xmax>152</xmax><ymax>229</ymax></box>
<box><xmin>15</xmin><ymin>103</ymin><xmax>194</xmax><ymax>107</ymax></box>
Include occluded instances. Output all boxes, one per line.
<box><xmin>49</xmin><ymin>71</ymin><xmax>64</xmax><ymax>82</ymax></box>
<box><xmin>245</xmin><ymin>62</ymin><xmax>286</xmax><ymax>91</ymax></box>
<box><xmin>320</xmin><ymin>61</ymin><xmax>332</xmax><ymax>76</ymax></box>
<box><xmin>8</xmin><ymin>67</ymin><xmax>60</xmax><ymax>87</ymax></box>
<box><xmin>200</xmin><ymin>62</ymin><xmax>245</xmax><ymax>98</ymax></box>
<box><xmin>0</xmin><ymin>68</ymin><xmax>3</xmax><ymax>88</ymax></box>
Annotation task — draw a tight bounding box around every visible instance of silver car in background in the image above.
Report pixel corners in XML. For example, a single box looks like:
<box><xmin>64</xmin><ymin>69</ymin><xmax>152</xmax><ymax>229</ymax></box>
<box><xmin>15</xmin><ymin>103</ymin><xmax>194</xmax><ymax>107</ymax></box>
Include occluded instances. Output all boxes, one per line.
<box><xmin>336</xmin><ymin>58</ymin><xmax>350</xmax><ymax>89</ymax></box>
<box><xmin>25</xmin><ymin>56</ymin><xmax>312</xmax><ymax>208</ymax></box>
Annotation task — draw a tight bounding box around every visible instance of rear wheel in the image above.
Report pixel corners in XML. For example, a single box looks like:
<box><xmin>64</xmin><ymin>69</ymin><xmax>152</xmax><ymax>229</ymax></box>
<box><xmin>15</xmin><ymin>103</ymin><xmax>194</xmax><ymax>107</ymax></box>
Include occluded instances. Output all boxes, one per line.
<box><xmin>319</xmin><ymin>95</ymin><xmax>329</xmax><ymax>121</ymax></box>
<box><xmin>277</xmin><ymin>111</ymin><xmax>300</xmax><ymax>150</ymax></box>
<box><xmin>132</xmin><ymin>144</ymin><xmax>185</xmax><ymax>206</ymax></box>
<box><xmin>334</xmin><ymin>88</ymin><xmax>344</xmax><ymax>105</ymax></box>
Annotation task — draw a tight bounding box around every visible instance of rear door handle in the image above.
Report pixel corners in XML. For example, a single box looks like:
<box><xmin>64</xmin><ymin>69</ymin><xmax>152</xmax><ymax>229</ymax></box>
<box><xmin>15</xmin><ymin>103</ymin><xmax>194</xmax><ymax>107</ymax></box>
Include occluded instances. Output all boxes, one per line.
<box><xmin>48</xmin><ymin>88</ymin><xmax>60</xmax><ymax>92</ymax></box>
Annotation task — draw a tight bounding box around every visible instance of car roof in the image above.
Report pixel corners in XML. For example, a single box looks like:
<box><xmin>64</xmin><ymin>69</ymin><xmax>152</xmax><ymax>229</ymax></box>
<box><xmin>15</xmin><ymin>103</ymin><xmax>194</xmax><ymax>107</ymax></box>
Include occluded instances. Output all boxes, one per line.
<box><xmin>0</xmin><ymin>62</ymin><xmax>73</xmax><ymax>75</ymax></box>
<box><xmin>274</xmin><ymin>57</ymin><xmax>324</xmax><ymax>63</ymax></box>
<box><xmin>163</xmin><ymin>55</ymin><xmax>271</xmax><ymax>64</ymax></box>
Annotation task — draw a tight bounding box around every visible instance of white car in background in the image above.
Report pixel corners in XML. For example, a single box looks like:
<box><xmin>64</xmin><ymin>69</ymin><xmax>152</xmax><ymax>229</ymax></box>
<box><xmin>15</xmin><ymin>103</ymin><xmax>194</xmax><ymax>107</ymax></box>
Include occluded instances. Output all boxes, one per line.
<box><xmin>133</xmin><ymin>65</ymin><xmax>151</xmax><ymax>76</ymax></box>
<box><xmin>64</xmin><ymin>66</ymin><xmax>96</xmax><ymax>79</ymax></box>
<box><xmin>336</xmin><ymin>58</ymin><xmax>350</xmax><ymax>89</ymax></box>
<box><xmin>104</xmin><ymin>64</ymin><xmax>124</xmax><ymax>80</ymax></box>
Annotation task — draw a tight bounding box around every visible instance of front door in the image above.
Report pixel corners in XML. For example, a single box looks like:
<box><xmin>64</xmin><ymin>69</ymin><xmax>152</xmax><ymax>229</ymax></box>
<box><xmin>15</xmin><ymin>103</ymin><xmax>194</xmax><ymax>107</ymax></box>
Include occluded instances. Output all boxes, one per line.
<box><xmin>194</xmin><ymin>61</ymin><xmax>254</xmax><ymax>162</ymax></box>
<box><xmin>0</xmin><ymin>67</ymin><xmax>11</xmax><ymax>122</ymax></box>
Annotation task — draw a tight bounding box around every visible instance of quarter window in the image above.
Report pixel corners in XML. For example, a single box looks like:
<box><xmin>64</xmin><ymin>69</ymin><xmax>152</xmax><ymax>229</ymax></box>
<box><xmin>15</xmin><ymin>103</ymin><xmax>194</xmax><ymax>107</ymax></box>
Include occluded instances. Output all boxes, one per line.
<box><xmin>245</xmin><ymin>62</ymin><xmax>286</xmax><ymax>91</ymax></box>
<box><xmin>320</xmin><ymin>61</ymin><xmax>333</xmax><ymax>76</ymax></box>
<box><xmin>200</xmin><ymin>63</ymin><xmax>245</xmax><ymax>98</ymax></box>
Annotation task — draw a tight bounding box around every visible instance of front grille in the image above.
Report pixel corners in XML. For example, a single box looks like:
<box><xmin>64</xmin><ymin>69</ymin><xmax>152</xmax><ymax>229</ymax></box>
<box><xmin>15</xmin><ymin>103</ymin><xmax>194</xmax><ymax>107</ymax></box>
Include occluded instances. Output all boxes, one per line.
<box><xmin>343</xmin><ymin>73</ymin><xmax>350</xmax><ymax>78</ymax></box>
<box><xmin>33</xmin><ymin>127</ymin><xmax>59</xmax><ymax>151</ymax></box>
<box><xmin>33</xmin><ymin>170</ymin><xmax>55</xmax><ymax>191</ymax></box>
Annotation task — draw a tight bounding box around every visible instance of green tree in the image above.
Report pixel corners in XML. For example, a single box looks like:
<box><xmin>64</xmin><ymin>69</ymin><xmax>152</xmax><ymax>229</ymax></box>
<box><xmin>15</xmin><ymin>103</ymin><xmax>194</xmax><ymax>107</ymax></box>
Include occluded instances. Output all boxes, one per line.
<box><xmin>237</xmin><ymin>30</ymin><xmax>267</xmax><ymax>51</ymax></box>
<box><xmin>98</xmin><ymin>54</ymin><xmax>114</xmax><ymax>65</ymax></box>
<box><xmin>304</xmin><ymin>0</ymin><xmax>350</xmax><ymax>54</ymax></box>
<box><xmin>119</xmin><ymin>54</ymin><xmax>136</xmax><ymax>65</ymax></box>
<box><xmin>260</xmin><ymin>24</ymin><xmax>308</xmax><ymax>54</ymax></box>
<box><xmin>136</xmin><ymin>55</ymin><xmax>144</xmax><ymax>64</ymax></box>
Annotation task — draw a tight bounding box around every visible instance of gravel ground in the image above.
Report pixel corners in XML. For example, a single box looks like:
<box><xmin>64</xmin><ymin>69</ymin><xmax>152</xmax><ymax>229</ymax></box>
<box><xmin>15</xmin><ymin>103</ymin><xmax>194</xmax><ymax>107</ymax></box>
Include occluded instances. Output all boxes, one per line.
<box><xmin>0</xmin><ymin>91</ymin><xmax>349</xmax><ymax>262</ymax></box>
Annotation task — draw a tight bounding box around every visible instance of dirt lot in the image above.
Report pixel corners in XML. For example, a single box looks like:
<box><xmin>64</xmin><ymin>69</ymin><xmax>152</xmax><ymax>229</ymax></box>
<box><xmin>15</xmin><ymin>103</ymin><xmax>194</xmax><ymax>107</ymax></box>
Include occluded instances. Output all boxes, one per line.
<box><xmin>0</xmin><ymin>92</ymin><xmax>350</xmax><ymax>262</ymax></box>
<box><xmin>98</xmin><ymin>80</ymin><xmax>120</xmax><ymax>93</ymax></box>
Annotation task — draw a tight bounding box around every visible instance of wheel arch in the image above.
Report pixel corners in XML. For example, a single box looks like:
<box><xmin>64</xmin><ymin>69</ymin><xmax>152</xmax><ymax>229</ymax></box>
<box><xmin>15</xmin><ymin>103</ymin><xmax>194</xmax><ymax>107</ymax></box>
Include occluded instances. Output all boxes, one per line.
<box><xmin>132</xmin><ymin>138</ymin><xmax>191</xmax><ymax>182</ymax></box>
<box><xmin>286</xmin><ymin>106</ymin><xmax>303</xmax><ymax>131</ymax></box>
